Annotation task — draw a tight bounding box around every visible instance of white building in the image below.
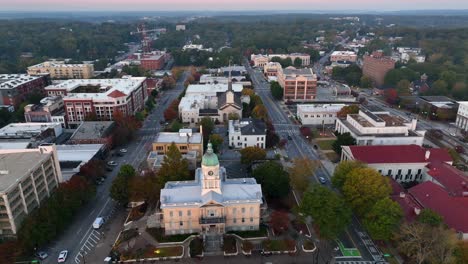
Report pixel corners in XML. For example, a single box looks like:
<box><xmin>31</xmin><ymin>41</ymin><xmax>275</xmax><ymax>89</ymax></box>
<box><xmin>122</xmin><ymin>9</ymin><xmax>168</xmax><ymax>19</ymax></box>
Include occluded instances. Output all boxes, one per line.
<box><xmin>182</xmin><ymin>44</ymin><xmax>212</xmax><ymax>52</ymax></box>
<box><xmin>335</xmin><ymin>106</ymin><xmax>426</xmax><ymax>146</ymax></box>
<box><xmin>179</xmin><ymin>80</ymin><xmax>243</xmax><ymax>124</ymax></box>
<box><xmin>341</xmin><ymin>145</ymin><xmax>452</xmax><ymax>183</ymax></box>
<box><xmin>330</xmin><ymin>51</ymin><xmax>358</xmax><ymax>63</ymax></box>
<box><xmin>228</xmin><ymin>118</ymin><xmax>267</xmax><ymax>149</ymax></box>
<box><xmin>0</xmin><ymin>122</ymin><xmax>63</xmax><ymax>139</ymax></box>
<box><xmin>297</xmin><ymin>104</ymin><xmax>346</xmax><ymax>126</ymax></box>
<box><xmin>268</xmin><ymin>53</ymin><xmax>311</xmax><ymax>66</ymax></box>
<box><xmin>251</xmin><ymin>54</ymin><xmax>269</xmax><ymax>68</ymax></box>
<box><xmin>456</xmin><ymin>101</ymin><xmax>468</xmax><ymax>132</ymax></box>
<box><xmin>176</xmin><ymin>24</ymin><xmax>186</xmax><ymax>31</ymax></box>
<box><xmin>159</xmin><ymin>143</ymin><xmax>263</xmax><ymax>235</ymax></box>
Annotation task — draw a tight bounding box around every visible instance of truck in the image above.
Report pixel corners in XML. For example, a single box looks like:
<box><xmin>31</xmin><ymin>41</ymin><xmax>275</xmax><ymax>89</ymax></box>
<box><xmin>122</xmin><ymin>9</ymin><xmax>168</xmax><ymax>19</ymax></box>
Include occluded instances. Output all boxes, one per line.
<box><xmin>93</xmin><ymin>217</ymin><xmax>104</xmax><ymax>229</ymax></box>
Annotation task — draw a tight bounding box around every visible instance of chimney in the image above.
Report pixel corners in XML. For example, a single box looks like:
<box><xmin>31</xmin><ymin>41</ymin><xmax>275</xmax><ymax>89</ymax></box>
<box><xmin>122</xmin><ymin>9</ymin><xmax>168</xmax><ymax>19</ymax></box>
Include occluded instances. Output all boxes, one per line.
<box><xmin>399</xmin><ymin>192</ymin><xmax>406</xmax><ymax>198</ymax></box>
<box><xmin>425</xmin><ymin>150</ymin><xmax>431</xmax><ymax>161</ymax></box>
<box><xmin>414</xmin><ymin>208</ymin><xmax>421</xmax><ymax>215</ymax></box>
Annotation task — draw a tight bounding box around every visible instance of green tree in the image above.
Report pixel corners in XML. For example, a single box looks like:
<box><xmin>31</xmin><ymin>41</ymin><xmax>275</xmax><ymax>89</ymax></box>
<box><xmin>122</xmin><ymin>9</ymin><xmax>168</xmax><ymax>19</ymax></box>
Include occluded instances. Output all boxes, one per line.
<box><xmin>428</xmin><ymin>79</ymin><xmax>448</xmax><ymax>95</ymax></box>
<box><xmin>252</xmin><ymin>161</ymin><xmax>290</xmax><ymax>199</ymax></box>
<box><xmin>417</xmin><ymin>208</ymin><xmax>443</xmax><ymax>227</ymax></box>
<box><xmin>293</xmin><ymin>57</ymin><xmax>302</xmax><ymax>68</ymax></box>
<box><xmin>360</xmin><ymin>76</ymin><xmax>373</xmax><ymax>88</ymax></box>
<box><xmin>135</xmin><ymin>111</ymin><xmax>145</xmax><ymax>122</ymax></box>
<box><xmin>252</xmin><ymin>104</ymin><xmax>268</xmax><ymax>120</ymax></box>
<box><xmin>300</xmin><ymin>186</ymin><xmax>352</xmax><ymax>239</ymax></box>
<box><xmin>110</xmin><ymin>164</ymin><xmax>135</xmax><ymax>205</ymax></box>
<box><xmin>157</xmin><ymin>143</ymin><xmax>190</xmax><ymax>184</ymax></box>
<box><xmin>342</xmin><ymin>167</ymin><xmax>391</xmax><ymax>216</ymax></box>
<box><xmin>332</xmin><ymin>160</ymin><xmax>366</xmax><ymax>190</ymax></box>
<box><xmin>396</xmin><ymin>79</ymin><xmax>411</xmax><ymax>96</ymax></box>
<box><xmin>209</xmin><ymin>134</ymin><xmax>224</xmax><ymax>153</ymax></box>
<box><xmin>169</xmin><ymin>120</ymin><xmax>183</xmax><ymax>132</ymax></box>
<box><xmin>270</xmin><ymin>81</ymin><xmax>284</xmax><ymax>100</ymax></box>
<box><xmin>363</xmin><ymin>197</ymin><xmax>403</xmax><ymax>241</ymax></box>
<box><xmin>228</xmin><ymin>112</ymin><xmax>240</xmax><ymax>120</ymax></box>
<box><xmin>240</xmin><ymin>146</ymin><xmax>267</xmax><ymax>165</ymax></box>
<box><xmin>288</xmin><ymin>158</ymin><xmax>317</xmax><ymax>194</ymax></box>
<box><xmin>332</xmin><ymin>132</ymin><xmax>356</xmax><ymax>155</ymax></box>
<box><xmin>440</xmin><ymin>70</ymin><xmax>457</xmax><ymax>89</ymax></box>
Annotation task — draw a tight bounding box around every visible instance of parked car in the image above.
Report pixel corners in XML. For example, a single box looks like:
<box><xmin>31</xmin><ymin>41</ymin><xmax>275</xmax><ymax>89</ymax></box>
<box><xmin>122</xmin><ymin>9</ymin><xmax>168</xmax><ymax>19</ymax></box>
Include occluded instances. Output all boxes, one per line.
<box><xmin>107</xmin><ymin>161</ymin><xmax>117</xmax><ymax>166</ymax></box>
<box><xmin>93</xmin><ymin>217</ymin><xmax>105</xmax><ymax>229</ymax></box>
<box><xmin>57</xmin><ymin>250</ymin><xmax>68</xmax><ymax>263</ymax></box>
<box><xmin>455</xmin><ymin>145</ymin><xmax>465</xmax><ymax>154</ymax></box>
<box><xmin>319</xmin><ymin>177</ymin><xmax>327</xmax><ymax>184</ymax></box>
<box><xmin>287</xmin><ymin>135</ymin><xmax>292</xmax><ymax>140</ymax></box>
<box><xmin>35</xmin><ymin>251</ymin><xmax>48</xmax><ymax>260</ymax></box>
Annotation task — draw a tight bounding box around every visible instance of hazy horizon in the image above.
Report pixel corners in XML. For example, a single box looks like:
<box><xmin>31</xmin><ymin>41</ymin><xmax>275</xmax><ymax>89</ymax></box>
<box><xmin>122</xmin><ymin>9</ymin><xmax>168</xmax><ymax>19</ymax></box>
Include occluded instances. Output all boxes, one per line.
<box><xmin>1</xmin><ymin>0</ymin><xmax>466</xmax><ymax>12</ymax></box>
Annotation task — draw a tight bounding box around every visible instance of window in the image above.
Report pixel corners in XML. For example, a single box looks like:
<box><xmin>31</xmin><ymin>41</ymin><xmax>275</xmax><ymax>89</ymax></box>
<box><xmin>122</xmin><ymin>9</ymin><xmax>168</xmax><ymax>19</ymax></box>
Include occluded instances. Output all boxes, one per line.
<box><xmin>233</xmin><ymin>218</ymin><xmax>237</xmax><ymax>223</ymax></box>
<box><xmin>417</xmin><ymin>169</ymin><xmax>422</xmax><ymax>175</ymax></box>
<box><xmin>250</xmin><ymin>217</ymin><xmax>253</xmax><ymax>222</ymax></box>
<box><xmin>233</xmin><ymin>208</ymin><xmax>237</xmax><ymax>214</ymax></box>
<box><xmin>388</xmin><ymin>169</ymin><xmax>392</xmax><ymax>176</ymax></box>
<box><xmin>180</xmin><ymin>221</ymin><xmax>183</xmax><ymax>226</ymax></box>
<box><xmin>179</xmin><ymin>211</ymin><xmax>182</xmax><ymax>217</ymax></box>
<box><xmin>241</xmin><ymin>208</ymin><xmax>245</xmax><ymax>213</ymax></box>
<box><xmin>170</xmin><ymin>211</ymin><xmax>173</xmax><ymax>217</ymax></box>
<box><xmin>398</xmin><ymin>169</ymin><xmax>402</xmax><ymax>175</ymax></box>
<box><xmin>244</xmin><ymin>137</ymin><xmax>247</xmax><ymax>141</ymax></box>
<box><xmin>237</xmin><ymin>136</ymin><xmax>240</xmax><ymax>140</ymax></box>
<box><xmin>304</xmin><ymin>115</ymin><xmax>308</xmax><ymax>118</ymax></box>
<box><xmin>242</xmin><ymin>218</ymin><xmax>245</xmax><ymax>223</ymax></box>
<box><xmin>187</xmin><ymin>210</ymin><xmax>191</xmax><ymax>217</ymax></box>
<box><xmin>407</xmin><ymin>169</ymin><xmax>412</xmax><ymax>175</ymax></box>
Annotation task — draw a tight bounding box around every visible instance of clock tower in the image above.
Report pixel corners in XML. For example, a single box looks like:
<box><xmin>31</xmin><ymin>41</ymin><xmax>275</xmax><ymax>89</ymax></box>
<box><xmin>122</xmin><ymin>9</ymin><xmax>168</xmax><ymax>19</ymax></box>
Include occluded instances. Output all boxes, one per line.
<box><xmin>201</xmin><ymin>142</ymin><xmax>222</xmax><ymax>195</ymax></box>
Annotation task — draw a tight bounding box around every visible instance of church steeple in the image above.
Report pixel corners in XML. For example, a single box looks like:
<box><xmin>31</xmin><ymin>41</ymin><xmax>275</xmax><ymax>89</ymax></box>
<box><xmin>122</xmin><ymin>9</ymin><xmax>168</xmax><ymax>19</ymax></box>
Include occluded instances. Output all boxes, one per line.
<box><xmin>227</xmin><ymin>64</ymin><xmax>232</xmax><ymax>92</ymax></box>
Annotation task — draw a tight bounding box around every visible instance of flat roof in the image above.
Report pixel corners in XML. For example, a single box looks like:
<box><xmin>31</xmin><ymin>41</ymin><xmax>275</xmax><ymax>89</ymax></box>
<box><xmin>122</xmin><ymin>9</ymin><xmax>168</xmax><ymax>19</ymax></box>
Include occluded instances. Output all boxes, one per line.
<box><xmin>297</xmin><ymin>104</ymin><xmax>346</xmax><ymax>113</ymax></box>
<box><xmin>0</xmin><ymin>74</ymin><xmax>43</xmax><ymax>90</ymax></box>
<box><xmin>69</xmin><ymin>121</ymin><xmax>114</xmax><ymax>140</ymax></box>
<box><xmin>155</xmin><ymin>131</ymin><xmax>202</xmax><ymax>144</ymax></box>
<box><xmin>0</xmin><ymin>139</ymin><xmax>31</xmax><ymax>150</ymax></box>
<box><xmin>331</xmin><ymin>51</ymin><xmax>357</xmax><ymax>56</ymax></box>
<box><xmin>56</xmin><ymin>144</ymin><xmax>104</xmax><ymax>162</ymax></box>
<box><xmin>28</xmin><ymin>61</ymin><xmax>92</xmax><ymax>68</ymax></box>
<box><xmin>0</xmin><ymin>123</ymin><xmax>61</xmax><ymax>137</ymax></box>
<box><xmin>0</xmin><ymin>152</ymin><xmax>50</xmax><ymax>193</ymax></box>
<box><xmin>185</xmin><ymin>83</ymin><xmax>243</xmax><ymax>95</ymax></box>
<box><xmin>45</xmin><ymin>77</ymin><xmax>146</xmax><ymax>100</ymax></box>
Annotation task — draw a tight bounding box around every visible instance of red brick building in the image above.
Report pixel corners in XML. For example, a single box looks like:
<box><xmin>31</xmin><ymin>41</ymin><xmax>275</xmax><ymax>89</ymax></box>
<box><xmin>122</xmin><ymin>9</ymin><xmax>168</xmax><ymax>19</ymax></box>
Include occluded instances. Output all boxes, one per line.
<box><xmin>140</xmin><ymin>53</ymin><xmax>167</xmax><ymax>71</ymax></box>
<box><xmin>0</xmin><ymin>74</ymin><xmax>50</xmax><ymax>109</ymax></box>
<box><xmin>362</xmin><ymin>51</ymin><xmax>395</xmax><ymax>87</ymax></box>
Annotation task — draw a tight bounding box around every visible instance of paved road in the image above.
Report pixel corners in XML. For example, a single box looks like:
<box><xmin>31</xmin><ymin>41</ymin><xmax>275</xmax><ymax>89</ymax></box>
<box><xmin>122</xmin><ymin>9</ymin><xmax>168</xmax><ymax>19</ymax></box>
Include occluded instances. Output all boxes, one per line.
<box><xmin>42</xmin><ymin>71</ymin><xmax>189</xmax><ymax>264</ymax></box>
<box><xmin>244</xmin><ymin>59</ymin><xmax>383</xmax><ymax>263</ymax></box>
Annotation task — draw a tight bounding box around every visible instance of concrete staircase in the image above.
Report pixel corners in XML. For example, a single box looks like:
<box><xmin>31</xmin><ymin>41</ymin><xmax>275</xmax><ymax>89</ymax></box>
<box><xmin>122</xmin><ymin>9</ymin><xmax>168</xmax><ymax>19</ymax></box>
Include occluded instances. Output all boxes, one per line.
<box><xmin>203</xmin><ymin>234</ymin><xmax>224</xmax><ymax>256</ymax></box>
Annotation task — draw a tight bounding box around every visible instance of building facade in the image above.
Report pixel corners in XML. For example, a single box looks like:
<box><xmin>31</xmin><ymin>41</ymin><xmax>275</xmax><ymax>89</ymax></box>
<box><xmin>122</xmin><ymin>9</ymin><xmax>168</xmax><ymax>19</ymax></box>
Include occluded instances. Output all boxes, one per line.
<box><xmin>277</xmin><ymin>67</ymin><xmax>317</xmax><ymax>102</ymax></box>
<box><xmin>268</xmin><ymin>53</ymin><xmax>311</xmax><ymax>66</ymax></box>
<box><xmin>45</xmin><ymin>77</ymin><xmax>147</xmax><ymax>126</ymax></box>
<box><xmin>0</xmin><ymin>144</ymin><xmax>63</xmax><ymax>238</ymax></box>
<box><xmin>251</xmin><ymin>54</ymin><xmax>269</xmax><ymax>68</ymax></box>
<box><xmin>228</xmin><ymin>118</ymin><xmax>267</xmax><ymax>149</ymax></box>
<box><xmin>330</xmin><ymin>51</ymin><xmax>358</xmax><ymax>62</ymax></box>
<box><xmin>27</xmin><ymin>61</ymin><xmax>94</xmax><ymax>79</ymax></box>
<box><xmin>152</xmin><ymin>128</ymin><xmax>204</xmax><ymax>159</ymax></box>
<box><xmin>362</xmin><ymin>51</ymin><xmax>395</xmax><ymax>87</ymax></box>
<box><xmin>24</xmin><ymin>96</ymin><xmax>66</xmax><ymax>127</ymax></box>
<box><xmin>0</xmin><ymin>74</ymin><xmax>50</xmax><ymax>109</ymax></box>
<box><xmin>263</xmin><ymin>62</ymin><xmax>282</xmax><ymax>77</ymax></box>
<box><xmin>335</xmin><ymin>106</ymin><xmax>425</xmax><ymax>146</ymax></box>
<box><xmin>297</xmin><ymin>104</ymin><xmax>346</xmax><ymax>126</ymax></box>
<box><xmin>140</xmin><ymin>52</ymin><xmax>167</xmax><ymax>71</ymax></box>
<box><xmin>159</xmin><ymin>143</ymin><xmax>263</xmax><ymax>235</ymax></box>
<box><xmin>456</xmin><ymin>102</ymin><xmax>468</xmax><ymax>132</ymax></box>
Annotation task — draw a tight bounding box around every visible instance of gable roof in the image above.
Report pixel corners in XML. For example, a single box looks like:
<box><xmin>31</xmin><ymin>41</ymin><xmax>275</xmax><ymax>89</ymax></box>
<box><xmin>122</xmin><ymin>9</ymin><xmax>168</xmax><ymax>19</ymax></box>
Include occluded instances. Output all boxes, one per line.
<box><xmin>410</xmin><ymin>181</ymin><xmax>468</xmax><ymax>233</ymax></box>
<box><xmin>346</xmin><ymin>145</ymin><xmax>452</xmax><ymax>164</ymax></box>
<box><xmin>218</xmin><ymin>91</ymin><xmax>242</xmax><ymax>110</ymax></box>
<box><xmin>426</xmin><ymin>162</ymin><xmax>468</xmax><ymax>197</ymax></box>
<box><xmin>107</xmin><ymin>89</ymin><xmax>127</xmax><ymax>98</ymax></box>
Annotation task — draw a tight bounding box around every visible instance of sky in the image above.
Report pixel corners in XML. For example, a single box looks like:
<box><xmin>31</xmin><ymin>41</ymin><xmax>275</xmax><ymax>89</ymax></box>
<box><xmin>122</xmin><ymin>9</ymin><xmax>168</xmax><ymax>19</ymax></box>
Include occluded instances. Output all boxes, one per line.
<box><xmin>1</xmin><ymin>0</ymin><xmax>466</xmax><ymax>11</ymax></box>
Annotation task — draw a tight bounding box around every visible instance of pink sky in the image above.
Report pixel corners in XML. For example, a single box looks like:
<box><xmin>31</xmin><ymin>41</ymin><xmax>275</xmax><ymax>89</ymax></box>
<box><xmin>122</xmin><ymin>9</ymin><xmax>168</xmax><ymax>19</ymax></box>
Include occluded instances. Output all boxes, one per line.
<box><xmin>2</xmin><ymin>0</ymin><xmax>464</xmax><ymax>11</ymax></box>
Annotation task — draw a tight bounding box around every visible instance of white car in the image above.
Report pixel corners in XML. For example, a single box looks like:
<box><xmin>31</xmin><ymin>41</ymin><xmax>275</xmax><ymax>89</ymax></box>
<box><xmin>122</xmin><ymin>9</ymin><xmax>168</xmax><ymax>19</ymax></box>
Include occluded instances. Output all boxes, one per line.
<box><xmin>119</xmin><ymin>148</ymin><xmax>128</xmax><ymax>153</ymax></box>
<box><xmin>450</xmin><ymin>133</ymin><xmax>456</xmax><ymax>137</ymax></box>
<box><xmin>58</xmin><ymin>250</ymin><xmax>68</xmax><ymax>263</ymax></box>
<box><xmin>107</xmin><ymin>161</ymin><xmax>117</xmax><ymax>166</ymax></box>
<box><xmin>35</xmin><ymin>251</ymin><xmax>48</xmax><ymax>260</ymax></box>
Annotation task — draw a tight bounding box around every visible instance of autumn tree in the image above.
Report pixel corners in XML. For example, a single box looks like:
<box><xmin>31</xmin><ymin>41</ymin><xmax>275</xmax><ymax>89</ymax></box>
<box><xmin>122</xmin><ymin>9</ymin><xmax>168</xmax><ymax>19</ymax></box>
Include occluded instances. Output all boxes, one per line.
<box><xmin>164</xmin><ymin>99</ymin><xmax>179</xmax><ymax>121</ymax></box>
<box><xmin>300</xmin><ymin>185</ymin><xmax>351</xmax><ymax>239</ymax></box>
<box><xmin>331</xmin><ymin>160</ymin><xmax>366</xmax><ymax>190</ymax></box>
<box><xmin>417</xmin><ymin>208</ymin><xmax>443</xmax><ymax>227</ymax></box>
<box><xmin>337</xmin><ymin>105</ymin><xmax>360</xmax><ymax>118</ymax></box>
<box><xmin>252</xmin><ymin>161</ymin><xmax>290</xmax><ymax>199</ymax></box>
<box><xmin>242</xmin><ymin>88</ymin><xmax>255</xmax><ymax>96</ymax></box>
<box><xmin>299</xmin><ymin>126</ymin><xmax>313</xmax><ymax>139</ymax></box>
<box><xmin>363</xmin><ymin>197</ymin><xmax>403</xmax><ymax>241</ymax></box>
<box><xmin>270</xmin><ymin>210</ymin><xmax>290</xmax><ymax>235</ymax></box>
<box><xmin>252</xmin><ymin>104</ymin><xmax>268</xmax><ymax>120</ymax></box>
<box><xmin>228</xmin><ymin>112</ymin><xmax>240</xmax><ymax>120</ymax></box>
<box><xmin>240</xmin><ymin>146</ymin><xmax>267</xmax><ymax>165</ymax></box>
<box><xmin>110</xmin><ymin>164</ymin><xmax>135</xmax><ymax>205</ymax></box>
<box><xmin>157</xmin><ymin>143</ymin><xmax>190</xmax><ymax>185</ymax></box>
<box><xmin>332</xmin><ymin>132</ymin><xmax>356</xmax><ymax>155</ymax></box>
<box><xmin>342</xmin><ymin>167</ymin><xmax>391</xmax><ymax>217</ymax></box>
<box><xmin>200</xmin><ymin>117</ymin><xmax>215</xmax><ymax>148</ymax></box>
<box><xmin>161</xmin><ymin>75</ymin><xmax>176</xmax><ymax>90</ymax></box>
<box><xmin>288</xmin><ymin>158</ymin><xmax>318</xmax><ymax>193</ymax></box>
<box><xmin>209</xmin><ymin>134</ymin><xmax>224</xmax><ymax>153</ymax></box>
<box><xmin>129</xmin><ymin>171</ymin><xmax>159</xmax><ymax>204</ymax></box>
<box><xmin>384</xmin><ymin>88</ymin><xmax>399</xmax><ymax>105</ymax></box>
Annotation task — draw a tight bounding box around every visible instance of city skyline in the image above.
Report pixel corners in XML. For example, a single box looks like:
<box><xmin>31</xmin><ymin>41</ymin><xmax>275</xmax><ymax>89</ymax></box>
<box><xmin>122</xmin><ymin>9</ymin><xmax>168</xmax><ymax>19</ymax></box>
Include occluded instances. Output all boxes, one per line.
<box><xmin>1</xmin><ymin>0</ymin><xmax>466</xmax><ymax>11</ymax></box>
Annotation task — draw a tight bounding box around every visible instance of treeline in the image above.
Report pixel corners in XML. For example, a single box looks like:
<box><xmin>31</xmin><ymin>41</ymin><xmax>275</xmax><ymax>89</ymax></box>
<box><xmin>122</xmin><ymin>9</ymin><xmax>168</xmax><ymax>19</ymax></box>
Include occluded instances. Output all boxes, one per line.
<box><xmin>0</xmin><ymin>20</ymin><xmax>137</xmax><ymax>73</ymax></box>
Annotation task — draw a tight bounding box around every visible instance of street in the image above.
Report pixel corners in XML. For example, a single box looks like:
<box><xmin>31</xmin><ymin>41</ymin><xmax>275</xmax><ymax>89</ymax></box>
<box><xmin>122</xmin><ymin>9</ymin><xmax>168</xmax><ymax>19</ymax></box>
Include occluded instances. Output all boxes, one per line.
<box><xmin>42</xmin><ymin>71</ymin><xmax>189</xmax><ymax>264</ymax></box>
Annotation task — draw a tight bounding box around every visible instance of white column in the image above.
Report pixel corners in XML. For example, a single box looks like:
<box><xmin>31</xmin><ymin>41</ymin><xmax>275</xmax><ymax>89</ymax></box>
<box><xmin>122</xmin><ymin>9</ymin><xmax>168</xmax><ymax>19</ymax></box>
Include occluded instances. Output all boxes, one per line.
<box><xmin>41</xmin><ymin>164</ymin><xmax>50</xmax><ymax>196</ymax></box>
<box><xmin>18</xmin><ymin>183</ymin><xmax>28</xmax><ymax>214</ymax></box>
<box><xmin>2</xmin><ymin>194</ymin><xmax>17</xmax><ymax>234</ymax></box>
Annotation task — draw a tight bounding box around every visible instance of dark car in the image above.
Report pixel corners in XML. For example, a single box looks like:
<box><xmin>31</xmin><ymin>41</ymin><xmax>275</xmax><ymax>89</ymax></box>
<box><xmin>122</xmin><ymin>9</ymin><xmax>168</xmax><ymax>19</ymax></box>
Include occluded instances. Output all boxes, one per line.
<box><xmin>287</xmin><ymin>135</ymin><xmax>292</xmax><ymax>140</ymax></box>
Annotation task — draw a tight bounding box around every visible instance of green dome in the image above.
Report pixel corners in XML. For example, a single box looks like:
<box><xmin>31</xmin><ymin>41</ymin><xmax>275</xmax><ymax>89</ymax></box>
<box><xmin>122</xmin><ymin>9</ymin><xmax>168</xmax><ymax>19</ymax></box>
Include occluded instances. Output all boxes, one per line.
<box><xmin>202</xmin><ymin>143</ymin><xmax>219</xmax><ymax>166</ymax></box>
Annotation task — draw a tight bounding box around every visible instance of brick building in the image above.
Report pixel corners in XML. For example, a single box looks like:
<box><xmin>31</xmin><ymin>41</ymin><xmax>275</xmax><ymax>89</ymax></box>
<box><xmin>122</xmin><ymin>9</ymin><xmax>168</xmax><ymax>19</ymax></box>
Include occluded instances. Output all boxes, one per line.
<box><xmin>362</xmin><ymin>51</ymin><xmax>395</xmax><ymax>87</ymax></box>
<box><xmin>330</xmin><ymin>51</ymin><xmax>358</xmax><ymax>62</ymax></box>
<box><xmin>140</xmin><ymin>52</ymin><xmax>167</xmax><ymax>71</ymax></box>
<box><xmin>277</xmin><ymin>67</ymin><xmax>317</xmax><ymax>102</ymax></box>
<box><xmin>0</xmin><ymin>74</ymin><xmax>50</xmax><ymax>109</ymax></box>
<box><xmin>27</xmin><ymin>61</ymin><xmax>94</xmax><ymax>79</ymax></box>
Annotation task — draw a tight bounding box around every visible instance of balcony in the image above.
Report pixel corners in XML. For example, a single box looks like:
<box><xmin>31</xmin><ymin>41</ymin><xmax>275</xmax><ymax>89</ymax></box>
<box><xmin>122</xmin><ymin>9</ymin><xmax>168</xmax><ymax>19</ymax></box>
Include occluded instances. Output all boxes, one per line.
<box><xmin>199</xmin><ymin>216</ymin><xmax>226</xmax><ymax>224</ymax></box>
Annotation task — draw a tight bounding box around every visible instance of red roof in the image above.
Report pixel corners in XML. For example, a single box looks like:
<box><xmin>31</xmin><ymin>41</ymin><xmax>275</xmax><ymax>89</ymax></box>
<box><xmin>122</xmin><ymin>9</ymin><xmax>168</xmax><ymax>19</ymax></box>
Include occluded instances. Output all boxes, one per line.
<box><xmin>107</xmin><ymin>90</ymin><xmax>127</xmax><ymax>98</ymax></box>
<box><xmin>348</xmin><ymin>145</ymin><xmax>452</xmax><ymax>164</ymax></box>
<box><xmin>410</xmin><ymin>182</ymin><xmax>468</xmax><ymax>233</ymax></box>
<box><xmin>390</xmin><ymin>178</ymin><xmax>422</xmax><ymax>223</ymax></box>
<box><xmin>426</xmin><ymin>162</ymin><xmax>468</xmax><ymax>197</ymax></box>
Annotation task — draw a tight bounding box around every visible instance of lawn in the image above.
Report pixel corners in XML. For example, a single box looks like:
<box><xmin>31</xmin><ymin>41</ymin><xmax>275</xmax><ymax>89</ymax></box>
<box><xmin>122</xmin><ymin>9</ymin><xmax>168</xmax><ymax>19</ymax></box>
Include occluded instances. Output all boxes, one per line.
<box><xmin>316</xmin><ymin>139</ymin><xmax>335</xmax><ymax>151</ymax></box>
<box><xmin>325</xmin><ymin>152</ymin><xmax>340</xmax><ymax>162</ymax></box>
<box><xmin>263</xmin><ymin>239</ymin><xmax>296</xmax><ymax>252</ymax></box>
<box><xmin>146</xmin><ymin>228</ymin><xmax>196</xmax><ymax>243</ymax></box>
<box><xmin>337</xmin><ymin>240</ymin><xmax>361</xmax><ymax>257</ymax></box>
<box><xmin>227</xmin><ymin>226</ymin><xmax>268</xmax><ymax>238</ymax></box>
<box><xmin>144</xmin><ymin>245</ymin><xmax>183</xmax><ymax>258</ymax></box>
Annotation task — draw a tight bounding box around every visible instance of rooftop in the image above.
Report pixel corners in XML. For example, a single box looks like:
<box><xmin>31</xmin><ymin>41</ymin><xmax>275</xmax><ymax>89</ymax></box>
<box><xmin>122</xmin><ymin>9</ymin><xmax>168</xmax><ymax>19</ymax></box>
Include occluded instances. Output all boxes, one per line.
<box><xmin>69</xmin><ymin>121</ymin><xmax>114</xmax><ymax>140</ymax></box>
<box><xmin>331</xmin><ymin>51</ymin><xmax>357</xmax><ymax>56</ymax></box>
<box><xmin>185</xmin><ymin>83</ymin><xmax>243</xmax><ymax>95</ymax></box>
<box><xmin>426</xmin><ymin>162</ymin><xmax>468</xmax><ymax>197</ymax></box>
<box><xmin>230</xmin><ymin>118</ymin><xmax>266</xmax><ymax>136</ymax></box>
<box><xmin>282</xmin><ymin>67</ymin><xmax>315</xmax><ymax>77</ymax></box>
<box><xmin>297</xmin><ymin>104</ymin><xmax>346</xmax><ymax>113</ymax></box>
<box><xmin>154</xmin><ymin>129</ymin><xmax>202</xmax><ymax>144</ymax></box>
<box><xmin>0</xmin><ymin>122</ymin><xmax>62</xmax><ymax>138</ymax></box>
<box><xmin>0</xmin><ymin>74</ymin><xmax>43</xmax><ymax>90</ymax></box>
<box><xmin>345</xmin><ymin>145</ymin><xmax>452</xmax><ymax>164</ymax></box>
<box><xmin>0</xmin><ymin>151</ymin><xmax>51</xmax><ymax>193</ymax></box>
<box><xmin>56</xmin><ymin>144</ymin><xmax>104</xmax><ymax>162</ymax></box>
<box><xmin>28</xmin><ymin>61</ymin><xmax>92</xmax><ymax>68</ymax></box>
<box><xmin>45</xmin><ymin>77</ymin><xmax>146</xmax><ymax>100</ymax></box>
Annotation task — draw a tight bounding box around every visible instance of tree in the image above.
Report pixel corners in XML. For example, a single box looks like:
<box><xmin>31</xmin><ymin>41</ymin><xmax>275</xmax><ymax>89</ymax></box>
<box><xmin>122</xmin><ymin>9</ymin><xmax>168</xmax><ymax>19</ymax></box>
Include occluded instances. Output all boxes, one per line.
<box><xmin>430</xmin><ymin>79</ymin><xmax>449</xmax><ymax>95</ymax></box>
<box><xmin>417</xmin><ymin>208</ymin><xmax>443</xmax><ymax>227</ymax></box>
<box><xmin>266</xmin><ymin>129</ymin><xmax>280</xmax><ymax>148</ymax></box>
<box><xmin>270</xmin><ymin>81</ymin><xmax>283</xmax><ymax>100</ymax></box>
<box><xmin>252</xmin><ymin>105</ymin><xmax>268</xmax><ymax>120</ymax></box>
<box><xmin>293</xmin><ymin>57</ymin><xmax>302</xmax><ymax>68</ymax></box>
<box><xmin>110</xmin><ymin>164</ymin><xmax>135</xmax><ymax>205</ymax></box>
<box><xmin>288</xmin><ymin>158</ymin><xmax>317</xmax><ymax>193</ymax></box>
<box><xmin>129</xmin><ymin>171</ymin><xmax>159</xmax><ymax>204</ymax></box>
<box><xmin>228</xmin><ymin>112</ymin><xmax>240</xmax><ymax>120</ymax></box>
<box><xmin>270</xmin><ymin>210</ymin><xmax>290</xmax><ymax>235</ymax></box>
<box><xmin>363</xmin><ymin>197</ymin><xmax>403</xmax><ymax>241</ymax></box>
<box><xmin>332</xmin><ymin>132</ymin><xmax>356</xmax><ymax>155</ymax></box>
<box><xmin>360</xmin><ymin>76</ymin><xmax>373</xmax><ymax>88</ymax></box>
<box><xmin>161</xmin><ymin>75</ymin><xmax>176</xmax><ymax>90</ymax></box>
<box><xmin>240</xmin><ymin>146</ymin><xmax>267</xmax><ymax>165</ymax></box>
<box><xmin>331</xmin><ymin>160</ymin><xmax>365</xmax><ymax>190</ymax></box>
<box><xmin>252</xmin><ymin>161</ymin><xmax>290</xmax><ymax>199</ymax></box>
<box><xmin>200</xmin><ymin>117</ymin><xmax>215</xmax><ymax>148</ymax></box>
<box><xmin>164</xmin><ymin>99</ymin><xmax>179</xmax><ymax>121</ymax></box>
<box><xmin>440</xmin><ymin>70</ymin><xmax>457</xmax><ymax>89</ymax></box>
<box><xmin>299</xmin><ymin>126</ymin><xmax>313</xmax><ymax>139</ymax></box>
<box><xmin>79</xmin><ymin>159</ymin><xmax>105</xmax><ymax>183</ymax></box>
<box><xmin>337</xmin><ymin>105</ymin><xmax>359</xmax><ymax>118</ymax></box>
<box><xmin>396</xmin><ymin>79</ymin><xmax>411</xmax><ymax>96</ymax></box>
<box><xmin>135</xmin><ymin>111</ymin><xmax>145</xmax><ymax>122</ymax></box>
<box><xmin>342</xmin><ymin>167</ymin><xmax>391</xmax><ymax>217</ymax></box>
<box><xmin>300</xmin><ymin>185</ymin><xmax>352</xmax><ymax>239</ymax></box>
<box><xmin>157</xmin><ymin>143</ymin><xmax>190</xmax><ymax>184</ymax></box>
<box><xmin>209</xmin><ymin>134</ymin><xmax>224</xmax><ymax>153</ymax></box>
<box><xmin>384</xmin><ymin>89</ymin><xmax>399</xmax><ymax>105</ymax></box>
<box><xmin>169</xmin><ymin>120</ymin><xmax>183</xmax><ymax>132</ymax></box>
